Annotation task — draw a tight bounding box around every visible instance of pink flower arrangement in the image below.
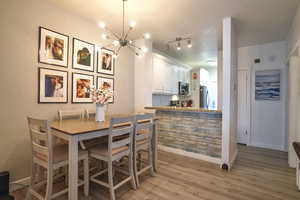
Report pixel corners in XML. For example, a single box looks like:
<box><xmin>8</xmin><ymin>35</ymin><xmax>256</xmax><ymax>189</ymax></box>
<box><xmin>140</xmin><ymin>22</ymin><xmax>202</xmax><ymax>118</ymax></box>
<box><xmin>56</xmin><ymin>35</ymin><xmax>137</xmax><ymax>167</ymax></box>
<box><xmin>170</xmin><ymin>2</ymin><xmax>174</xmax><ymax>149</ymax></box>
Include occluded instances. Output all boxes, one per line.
<box><xmin>90</xmin><ymin>86</ymin><xmax>114</xmax><ymax>105</ymax></box>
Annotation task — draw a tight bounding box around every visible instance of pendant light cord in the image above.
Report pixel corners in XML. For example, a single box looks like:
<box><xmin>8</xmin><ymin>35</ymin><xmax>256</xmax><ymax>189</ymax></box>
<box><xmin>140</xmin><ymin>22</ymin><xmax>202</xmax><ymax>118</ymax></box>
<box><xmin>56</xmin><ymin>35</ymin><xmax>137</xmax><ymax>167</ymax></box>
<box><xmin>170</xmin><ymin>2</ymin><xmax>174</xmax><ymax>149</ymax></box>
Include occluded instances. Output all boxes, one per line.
<box><xmin>122</xmin><ymin>0</ymin><xmax>125</xmax><ymax>37</ymax></box>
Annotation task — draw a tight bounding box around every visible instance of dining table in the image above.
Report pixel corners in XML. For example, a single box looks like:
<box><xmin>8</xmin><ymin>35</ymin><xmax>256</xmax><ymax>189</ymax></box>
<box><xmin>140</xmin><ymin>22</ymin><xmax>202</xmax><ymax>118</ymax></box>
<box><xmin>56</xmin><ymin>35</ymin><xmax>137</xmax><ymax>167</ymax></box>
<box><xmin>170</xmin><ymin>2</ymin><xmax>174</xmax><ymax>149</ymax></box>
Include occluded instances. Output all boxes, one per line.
<box><xmin>50</xmin><ymin>115</ymin><xmax>158</xmax><ymax>200</ymax></box>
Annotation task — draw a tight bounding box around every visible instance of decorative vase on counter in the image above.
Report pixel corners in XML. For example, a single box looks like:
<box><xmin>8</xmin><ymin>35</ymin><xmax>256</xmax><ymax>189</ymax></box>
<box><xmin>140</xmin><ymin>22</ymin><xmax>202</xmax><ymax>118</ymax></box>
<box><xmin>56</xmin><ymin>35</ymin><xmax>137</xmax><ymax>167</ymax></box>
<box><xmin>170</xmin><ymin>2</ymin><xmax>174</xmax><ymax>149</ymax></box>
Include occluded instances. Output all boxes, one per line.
<box><xmin>95</xmin><ymin>104</ymin><xmax>105</xmax><ymax>122</ymax></box>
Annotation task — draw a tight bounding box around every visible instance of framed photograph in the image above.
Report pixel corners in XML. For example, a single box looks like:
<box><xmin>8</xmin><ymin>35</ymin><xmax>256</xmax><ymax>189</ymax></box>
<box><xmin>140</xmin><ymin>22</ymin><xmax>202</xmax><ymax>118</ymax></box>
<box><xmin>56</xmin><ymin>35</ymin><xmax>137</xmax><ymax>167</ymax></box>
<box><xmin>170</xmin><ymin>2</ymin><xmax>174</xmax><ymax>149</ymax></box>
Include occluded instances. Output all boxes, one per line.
<box><xmin>72</xmin><ymin>38</ymin><xmax>95</xmax><ymax>72</ymax></box>
<box><xmin>38</xmin><ymin>27</ymin><xmax>69</xmax><ymax>67</ymax></box>
<box><xmin>72</xmin><ymin>73</ymin><xmax>94</xmax><ymax>103</ymax></box>
<box><xmin>38</xmin><ymin>67</ymin><xmax>68</xmax><ymax>103</ymax></box>
<box><xmin>97</xmin><ymin>76</ymin><xmax>114</xmax><ymax>103</ymax></box>
<box><xmin>97</xmin><ymin>48</ymin><xmax>115</xmax><ymax>75</ymax></box>
<box><xmin>255</xmin><ymin>70</ymin><xmax>281</xmax><ymax>101</ymax></box>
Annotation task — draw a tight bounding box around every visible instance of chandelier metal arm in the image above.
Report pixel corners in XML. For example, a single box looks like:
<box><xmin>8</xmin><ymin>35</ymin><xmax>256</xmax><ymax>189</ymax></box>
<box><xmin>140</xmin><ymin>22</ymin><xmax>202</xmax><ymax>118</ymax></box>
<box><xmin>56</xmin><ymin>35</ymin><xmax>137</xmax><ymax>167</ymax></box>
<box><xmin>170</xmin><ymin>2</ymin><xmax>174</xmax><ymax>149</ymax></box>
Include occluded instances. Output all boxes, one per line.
<box><xmin>128</xmin><ymin>43</ymin><xmax>142</xmax><ymax>51</ymax></box>
<box><xmin>102</xmin><ymin>43</ymin><xmax>115</xmax><ymax>49</ymax></box>
<box><xmin>116</xmin><ymin>45</ymin><xmax>122</xmax><ymax>55</ymax></box>
<box><xmin>127</xmin><ymin>45</ymin><xmax>138</xmax><ymax>55</ymax></box>
<box><xmin>123</xmin><ymin>28</ymin><xmax>134</xmax><ymax>41</ymax></box>
<box><xmin>105</xmin><ymin>27</ymin><xmax>121</xmax><ymax>40</ymax></box>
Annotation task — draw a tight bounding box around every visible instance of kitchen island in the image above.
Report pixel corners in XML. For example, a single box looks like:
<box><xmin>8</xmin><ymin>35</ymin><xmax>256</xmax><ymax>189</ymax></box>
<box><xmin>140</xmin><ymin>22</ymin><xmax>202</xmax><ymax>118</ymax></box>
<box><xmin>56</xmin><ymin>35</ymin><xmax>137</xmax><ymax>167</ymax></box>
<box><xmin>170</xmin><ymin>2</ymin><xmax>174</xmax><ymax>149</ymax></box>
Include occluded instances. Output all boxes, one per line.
<box><xmin>145</xmin><ymin>106</ymin><xmax>222</xmax><ymax>164</ymax></box>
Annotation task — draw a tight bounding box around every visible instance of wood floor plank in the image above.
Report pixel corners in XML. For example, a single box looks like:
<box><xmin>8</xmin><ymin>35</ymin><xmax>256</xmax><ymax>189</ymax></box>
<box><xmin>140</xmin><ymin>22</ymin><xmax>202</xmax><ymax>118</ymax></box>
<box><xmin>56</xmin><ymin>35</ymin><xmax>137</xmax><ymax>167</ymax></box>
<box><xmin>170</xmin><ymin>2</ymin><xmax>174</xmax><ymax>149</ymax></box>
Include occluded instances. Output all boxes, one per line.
<box><xmin>13</xmin><ymin>145</ymin><xmax>300</xmax><ymax>200</ymax></box>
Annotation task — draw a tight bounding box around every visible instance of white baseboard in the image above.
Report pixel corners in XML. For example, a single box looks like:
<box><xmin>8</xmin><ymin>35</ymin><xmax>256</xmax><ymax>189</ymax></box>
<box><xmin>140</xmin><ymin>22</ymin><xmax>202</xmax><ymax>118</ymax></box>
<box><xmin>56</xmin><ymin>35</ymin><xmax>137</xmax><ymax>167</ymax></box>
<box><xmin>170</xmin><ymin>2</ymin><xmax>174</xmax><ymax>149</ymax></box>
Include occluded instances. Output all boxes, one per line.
<box><xmin>10</xmin><ymin>177</ymin><xmax>30</xmax><ymax>192</ymax></box>
<box><xmin>158</xmin><ymin>145</ymin><xmax>221</xmax><ymax>165</ymax></box>
<box><xmin>249</xmin><ymin>142</ymin><xmax>286</xmax><ymax>152</ymax></box>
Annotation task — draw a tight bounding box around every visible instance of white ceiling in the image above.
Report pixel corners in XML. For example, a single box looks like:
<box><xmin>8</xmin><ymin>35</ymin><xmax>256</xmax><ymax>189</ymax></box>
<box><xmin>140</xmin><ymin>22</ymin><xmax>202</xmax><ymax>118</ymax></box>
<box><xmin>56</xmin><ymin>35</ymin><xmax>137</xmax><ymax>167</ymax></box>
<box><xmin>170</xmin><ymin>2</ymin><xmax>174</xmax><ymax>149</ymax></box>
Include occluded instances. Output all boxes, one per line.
<box><xmin>47</xmin><ymin>0</ymin><xmax>300</xmax><ymax>68</ymax></box>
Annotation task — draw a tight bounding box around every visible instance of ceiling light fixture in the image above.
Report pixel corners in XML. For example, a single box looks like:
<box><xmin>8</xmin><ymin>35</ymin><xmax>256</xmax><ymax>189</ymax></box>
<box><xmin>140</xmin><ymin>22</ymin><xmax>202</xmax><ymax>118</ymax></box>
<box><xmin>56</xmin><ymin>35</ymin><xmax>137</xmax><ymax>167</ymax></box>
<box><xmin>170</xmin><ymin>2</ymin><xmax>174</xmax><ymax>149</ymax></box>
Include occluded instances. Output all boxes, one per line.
<box><xmin>99</xmin><ymin>0</ymin><xmax>150</xmax><ymax>57</ymax></box>
<box><xmin>167</xmin><ymin>37</ymin><xmax>192</xmax><ymax>51</ymax></box>
<box><xmin>176</xmin><ymin>42</ymin><xmax>181</xmax><ymax>51</ymax></box>
<box><xmin>187</xmin><ymin>39</ymin><xmax>192</xmax><ymax>48</ymax></box>
<box><xmin>207</xmin><ymin>60</ymin><xmax>217</xmax><ymax>66</ymax></box>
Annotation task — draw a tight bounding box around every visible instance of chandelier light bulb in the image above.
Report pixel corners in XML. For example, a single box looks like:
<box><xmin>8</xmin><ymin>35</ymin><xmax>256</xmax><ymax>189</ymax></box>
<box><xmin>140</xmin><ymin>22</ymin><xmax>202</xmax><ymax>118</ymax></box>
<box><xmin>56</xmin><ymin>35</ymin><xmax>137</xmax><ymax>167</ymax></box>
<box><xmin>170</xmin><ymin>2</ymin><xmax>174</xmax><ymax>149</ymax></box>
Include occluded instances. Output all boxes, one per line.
<box><xmin>113</xmin><ymin>40</ymin><xmax>120</xmax><ymax>46</ymax></box>
<box><xmin>102</xmin><ymin>33</ymin><xmax>108</xmax><ymax>39</ymax></box>
<box><xmin>129</xmin><ymin>20</ymin><xmax>136</xmax><ymax>28</ymax></box>
<box><xmin>136</xmin><ymin>53</ymin><xmax>143</xmax><ymax>58</ymax></box>
<box><xmin>98</xmin><ymin>21</ymin><xmax>106</xmax><ymax>29</ymax></box>
<box><xmin>144</xmin><ymin>33</ymin><xmax>151</xmax><ymax>39</ymax></box>
<box><xmin>141</xmin><ymin>47</ymin><xmax>148</xmax><ymax>53</ymax></box>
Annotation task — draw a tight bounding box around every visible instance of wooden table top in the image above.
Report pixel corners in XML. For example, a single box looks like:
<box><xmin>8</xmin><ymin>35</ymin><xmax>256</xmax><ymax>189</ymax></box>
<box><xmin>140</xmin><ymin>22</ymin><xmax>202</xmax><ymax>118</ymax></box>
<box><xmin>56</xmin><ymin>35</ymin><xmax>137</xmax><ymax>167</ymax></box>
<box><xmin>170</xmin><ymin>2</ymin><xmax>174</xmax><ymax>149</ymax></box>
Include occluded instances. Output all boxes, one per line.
<box><xmin>51</xmin><ymin>114</ymin><xmax>158</xmax><ymax>135</ymax></box>
<box><xmin>51</xmin><ymin>118</ymin><xmax>110</xmax><ymax>135</ymax></box>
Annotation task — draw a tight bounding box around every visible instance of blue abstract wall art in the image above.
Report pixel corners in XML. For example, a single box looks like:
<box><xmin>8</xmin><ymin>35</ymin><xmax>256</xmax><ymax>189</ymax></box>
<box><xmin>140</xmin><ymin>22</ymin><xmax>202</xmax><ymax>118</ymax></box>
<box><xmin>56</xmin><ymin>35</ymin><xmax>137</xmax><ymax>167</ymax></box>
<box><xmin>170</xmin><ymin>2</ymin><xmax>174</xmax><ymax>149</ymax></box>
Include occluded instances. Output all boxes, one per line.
<box><xmin>255</xmin><ymin>70</ymin><xmax>280</xmax><ymax>101</ymax></box>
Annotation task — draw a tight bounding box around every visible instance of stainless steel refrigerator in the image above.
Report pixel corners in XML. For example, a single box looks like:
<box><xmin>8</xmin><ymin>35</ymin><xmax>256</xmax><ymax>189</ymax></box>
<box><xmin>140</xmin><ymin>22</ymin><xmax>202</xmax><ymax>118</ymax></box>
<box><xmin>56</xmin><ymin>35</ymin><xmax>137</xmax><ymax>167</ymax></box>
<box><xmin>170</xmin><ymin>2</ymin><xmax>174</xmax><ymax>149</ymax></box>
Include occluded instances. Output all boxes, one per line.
<box><xmin>200</xmin><ymin>85</ymin><xmax>209</xmax><ymax>109</ymax></box>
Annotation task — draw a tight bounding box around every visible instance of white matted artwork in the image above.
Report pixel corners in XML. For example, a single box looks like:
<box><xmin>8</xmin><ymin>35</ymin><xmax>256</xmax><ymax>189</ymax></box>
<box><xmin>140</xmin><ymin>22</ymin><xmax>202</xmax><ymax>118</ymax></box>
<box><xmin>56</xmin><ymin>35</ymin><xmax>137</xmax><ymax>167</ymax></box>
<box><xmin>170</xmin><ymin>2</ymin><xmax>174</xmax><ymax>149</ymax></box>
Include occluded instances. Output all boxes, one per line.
<box><xmin>97</xmin><ymin>48</ymin><xmax>115</xmax><ymax>75</ymax></box>
<box><xmin>38</xmin><ymin>27</ymin><xmax>69</xmax><ymax>67</ymax></box>
<box><xmin>38</xmin><ymin>67</ymin><xmax>68</xmax><ymax>103</ymax></box>
<box><xmin>97</xmin><ymin>76</ymin><xmax>114</xmax><ymax>103</ymax></box>
<box><xmin>72</xmin><ymin>73</ymin><xmax>94</xmax><ymax>103</ymax></box>
<box><xmin>72</xmin><ymin>38</ymin><xmax>95</xmax><ymax>72</ymax></box>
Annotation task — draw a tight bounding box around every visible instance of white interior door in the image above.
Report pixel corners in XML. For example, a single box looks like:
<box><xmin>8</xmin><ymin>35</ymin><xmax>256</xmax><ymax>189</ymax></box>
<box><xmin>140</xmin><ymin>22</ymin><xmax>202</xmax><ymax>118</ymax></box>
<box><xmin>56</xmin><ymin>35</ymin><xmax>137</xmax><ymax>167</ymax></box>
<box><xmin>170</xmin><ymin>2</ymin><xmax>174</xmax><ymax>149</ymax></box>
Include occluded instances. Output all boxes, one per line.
<box><xmin>237</xmin><ymin>70</ymin><xmax>250</xmax><ymax>144</ymax></box>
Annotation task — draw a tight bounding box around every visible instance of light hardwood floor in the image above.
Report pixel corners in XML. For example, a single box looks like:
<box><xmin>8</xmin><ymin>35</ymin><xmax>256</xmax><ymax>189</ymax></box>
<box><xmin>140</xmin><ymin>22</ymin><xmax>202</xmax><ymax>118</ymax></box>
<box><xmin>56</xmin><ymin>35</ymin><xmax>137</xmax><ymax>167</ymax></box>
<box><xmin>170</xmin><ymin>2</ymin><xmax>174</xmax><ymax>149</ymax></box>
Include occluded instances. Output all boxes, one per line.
<box><xmin>13</xmin><ymin>145</ymin><xmax>300</xmax><ymax>200</ymax></box>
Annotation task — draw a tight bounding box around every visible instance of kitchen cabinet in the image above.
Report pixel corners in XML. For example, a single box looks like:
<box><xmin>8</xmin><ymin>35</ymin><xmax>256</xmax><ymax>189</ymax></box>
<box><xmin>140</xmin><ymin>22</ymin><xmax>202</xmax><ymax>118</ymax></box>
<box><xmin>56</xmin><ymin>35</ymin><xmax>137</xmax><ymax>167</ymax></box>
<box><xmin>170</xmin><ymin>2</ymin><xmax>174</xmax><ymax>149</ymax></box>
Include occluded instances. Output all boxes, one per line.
<box><xmin>152</xmin><ymin>54</ymin><xmax>190</xmax><ymax>95</ymax></box>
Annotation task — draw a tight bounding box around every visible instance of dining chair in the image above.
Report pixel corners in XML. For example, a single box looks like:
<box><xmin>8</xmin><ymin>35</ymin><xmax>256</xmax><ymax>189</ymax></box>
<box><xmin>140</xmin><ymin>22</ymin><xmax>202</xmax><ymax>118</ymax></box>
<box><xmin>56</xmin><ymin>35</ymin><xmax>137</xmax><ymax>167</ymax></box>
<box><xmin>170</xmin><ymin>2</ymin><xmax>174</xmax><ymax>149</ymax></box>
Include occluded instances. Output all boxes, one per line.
<box><xmin>58</xmin><ymin>109</ymin><xmax>84</xmax><ymax>121</ymax></box>
<box><xmin>26</xmin><ymin>117</ymin><xmax>89</xmax><ymax>200</ymax></box>
<box><xmin>89</xmin><ymin>116</ymin><xmax>136</xmax><ymax>200</ymax></box>
<box><xmin>133</xmin><ymin>113</ymin><xmax>156</xmax><ymax>187</ymax></box>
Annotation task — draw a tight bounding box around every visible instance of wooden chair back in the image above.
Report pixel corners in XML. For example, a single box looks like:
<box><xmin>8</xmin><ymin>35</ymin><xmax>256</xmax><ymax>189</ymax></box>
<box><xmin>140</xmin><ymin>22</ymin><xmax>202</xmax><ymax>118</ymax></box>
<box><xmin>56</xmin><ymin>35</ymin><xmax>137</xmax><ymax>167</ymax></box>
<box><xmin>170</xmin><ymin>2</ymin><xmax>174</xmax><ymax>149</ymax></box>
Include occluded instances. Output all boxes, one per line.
<box><xmin>58</xmin><ymin>109</ymin><xmax>85</xmax><ymax>121</ymax></box>
<box><xmin>27</xmin><ymin>117</ymin><xmax>52</xmax><ymax>168</ymax></box>
<box><xmin>134</xmin><ymin>113</ymin><xmax>154</xmax><ymax>145</ymax></box>
<box><xmin>108</xmin><ymin>116</ymin><xmax>135</xmax><ymax>160</ymax></box>
<box><xmin>85</xmin><ymin>109</ymin><xmax>95</xmax><ymax>119</ymax></box>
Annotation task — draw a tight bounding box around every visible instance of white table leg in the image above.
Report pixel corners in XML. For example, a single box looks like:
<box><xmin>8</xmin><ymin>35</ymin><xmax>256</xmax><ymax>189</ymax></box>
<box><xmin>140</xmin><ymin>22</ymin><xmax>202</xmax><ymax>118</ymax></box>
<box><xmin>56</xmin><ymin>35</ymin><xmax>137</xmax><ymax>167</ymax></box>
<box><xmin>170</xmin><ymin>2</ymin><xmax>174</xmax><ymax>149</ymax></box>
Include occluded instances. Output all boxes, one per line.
<box><xmin>68</xmin><ymin>136</ymin><xmax>79</xmax><ymax>200</ymax></box>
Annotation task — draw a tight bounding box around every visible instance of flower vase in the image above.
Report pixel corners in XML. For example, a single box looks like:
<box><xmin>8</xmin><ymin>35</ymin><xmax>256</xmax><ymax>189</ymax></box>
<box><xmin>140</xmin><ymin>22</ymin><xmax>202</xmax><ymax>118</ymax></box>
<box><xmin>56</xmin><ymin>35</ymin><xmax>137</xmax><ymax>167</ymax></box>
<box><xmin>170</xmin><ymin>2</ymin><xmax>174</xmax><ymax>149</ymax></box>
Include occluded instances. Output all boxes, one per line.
<box><xmin>95</xmin><ymin>104</ymin><xmax>105</xmax><ymax>122</ymax></box>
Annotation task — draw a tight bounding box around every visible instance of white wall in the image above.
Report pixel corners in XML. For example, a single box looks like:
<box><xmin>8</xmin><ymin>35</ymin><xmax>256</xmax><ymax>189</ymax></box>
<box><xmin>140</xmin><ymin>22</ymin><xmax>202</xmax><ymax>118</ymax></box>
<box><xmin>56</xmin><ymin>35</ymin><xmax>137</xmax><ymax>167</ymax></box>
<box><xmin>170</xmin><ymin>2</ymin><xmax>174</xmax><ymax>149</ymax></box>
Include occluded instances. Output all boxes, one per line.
<box><xmin>217</xmin><ymin>51</ymin><xmax>223</xmax><ymax>110</ymax></box>
<box><xmin>134</xmin><ymin>39</ymin><xmax>153</xmax><ymax>112</ymax></box>
<box><xmin>237</xmin><ymin>41</ymin><xmax>288</xmax><ymax>151</ymax></box>
<box><xmin>288</xmin><ymin>55</ymin><xmax>299</xmax><ymax>167</ymax></box>
<box><xmin>0</xmin><ymin>0</ymin><xmax>135</xmax><ymax>181</ymax></box>
<box><xmin>222</xmin><ymin>17</ymin><xmax>238</xmax><ymax>168</ymax></box>
<box><xmin>287</xmin><ymin>5</ymin><xmax>300</xmax><ymax>55</ymax></box>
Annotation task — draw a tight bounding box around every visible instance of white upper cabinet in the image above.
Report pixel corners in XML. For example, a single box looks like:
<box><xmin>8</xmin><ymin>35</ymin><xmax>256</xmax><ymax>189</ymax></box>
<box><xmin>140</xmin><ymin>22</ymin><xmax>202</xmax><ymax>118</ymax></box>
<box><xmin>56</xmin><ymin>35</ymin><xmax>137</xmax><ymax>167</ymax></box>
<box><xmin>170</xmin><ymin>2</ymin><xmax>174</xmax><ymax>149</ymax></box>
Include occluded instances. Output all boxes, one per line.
<box><xmin>152</xmin><ymin>53</ymin><xmax>190</xmax><ymax>94</ymax></box>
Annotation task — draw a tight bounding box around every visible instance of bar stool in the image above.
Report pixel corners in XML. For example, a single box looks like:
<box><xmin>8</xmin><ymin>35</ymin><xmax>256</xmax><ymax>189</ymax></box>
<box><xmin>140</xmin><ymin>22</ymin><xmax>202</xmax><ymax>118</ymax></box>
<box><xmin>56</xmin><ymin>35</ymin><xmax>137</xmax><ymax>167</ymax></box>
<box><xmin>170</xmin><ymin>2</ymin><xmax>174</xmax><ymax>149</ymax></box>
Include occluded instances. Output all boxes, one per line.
<box><xmin>89</xmin><ymin>116</ymin><xmax>136</xmax><ymax>200</ymax></box>
<box><xmin>133</xmin><ymin>113</ymin><xmax>156</xmax><ymax>187</ymax></box>
<box><xmin>26</xmin><ymin>117</ymin><xmax>89</xmax><ymax>200</ymax></box>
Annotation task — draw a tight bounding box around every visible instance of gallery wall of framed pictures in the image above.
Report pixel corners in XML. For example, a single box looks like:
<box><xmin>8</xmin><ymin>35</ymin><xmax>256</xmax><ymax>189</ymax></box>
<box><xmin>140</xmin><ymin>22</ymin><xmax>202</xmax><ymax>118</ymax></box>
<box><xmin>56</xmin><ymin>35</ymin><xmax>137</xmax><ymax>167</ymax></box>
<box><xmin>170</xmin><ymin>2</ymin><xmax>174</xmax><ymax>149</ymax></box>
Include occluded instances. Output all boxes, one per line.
<box><xmin>37</xmin><ymin>26</ymin><xmax>116</xmax><ymax>104</ymax></box>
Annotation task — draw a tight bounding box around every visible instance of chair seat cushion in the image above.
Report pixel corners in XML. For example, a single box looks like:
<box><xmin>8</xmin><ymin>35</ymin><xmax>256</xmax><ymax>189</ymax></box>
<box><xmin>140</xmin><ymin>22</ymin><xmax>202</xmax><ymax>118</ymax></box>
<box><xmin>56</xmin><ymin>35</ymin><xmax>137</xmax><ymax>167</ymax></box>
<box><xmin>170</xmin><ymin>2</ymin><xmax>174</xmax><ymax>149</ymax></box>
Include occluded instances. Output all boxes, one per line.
<box><xmin>53</xmin><ymin>144</ymin><xmax>88</xmax><ymax>164</ymax></box>
<box><xmin>137</xmin><ymin>129</ymin><xmax>150</xmax><ymax>135</ymax></box>
<box><xmin>89</xmin><ymin>144</ymin><xmax>129</xmax><ymax>157</ymax></box>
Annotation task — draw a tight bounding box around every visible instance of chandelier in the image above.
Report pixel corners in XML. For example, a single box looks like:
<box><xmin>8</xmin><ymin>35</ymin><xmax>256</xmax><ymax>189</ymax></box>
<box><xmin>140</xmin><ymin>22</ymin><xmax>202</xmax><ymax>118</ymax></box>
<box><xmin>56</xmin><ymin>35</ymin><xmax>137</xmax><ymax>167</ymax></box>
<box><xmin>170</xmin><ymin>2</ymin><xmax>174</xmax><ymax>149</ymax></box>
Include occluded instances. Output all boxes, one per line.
<box><xmin>167</xmin><ymin>37</ymin><xmax>192</xmax><ymax>51</ymax></box>
<box><xmin>98</xmin><ymin>0</ymin><xmax>151</xmax><ymax>58</ymax></box>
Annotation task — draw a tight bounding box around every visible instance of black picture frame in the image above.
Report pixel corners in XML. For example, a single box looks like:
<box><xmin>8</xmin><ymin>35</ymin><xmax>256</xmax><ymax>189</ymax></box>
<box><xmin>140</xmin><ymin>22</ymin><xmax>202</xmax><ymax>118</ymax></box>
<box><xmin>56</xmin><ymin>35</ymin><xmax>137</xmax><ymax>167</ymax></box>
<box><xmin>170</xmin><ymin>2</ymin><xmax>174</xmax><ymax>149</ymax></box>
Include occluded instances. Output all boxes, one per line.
<box><xmin>72</xmin><ymin>72</ymin><xmax>94</xmax><ymax>104</ymax></box>
<box><xmin>72</xmin><ymin>38</ymin><xmax>95</xmax><ymax>72</ymax></box>
<box><xmin>38</xmin><ymin>27</ymin><xmax>69</xmax><ymax>68</ymax></box>
<box><xmin>38</xmin><ymin>67</ymin><xmax>68</xmax><ymax>104</ymax></box>
<box><xmin>97</xmin><ymin>76</ymin><xmax>115</xmax><ymax>104</ymax></box>
<box><xmin>97</xmin><ymin>48</ymin><xmax>115</xmax><ymax>76</ymax></box>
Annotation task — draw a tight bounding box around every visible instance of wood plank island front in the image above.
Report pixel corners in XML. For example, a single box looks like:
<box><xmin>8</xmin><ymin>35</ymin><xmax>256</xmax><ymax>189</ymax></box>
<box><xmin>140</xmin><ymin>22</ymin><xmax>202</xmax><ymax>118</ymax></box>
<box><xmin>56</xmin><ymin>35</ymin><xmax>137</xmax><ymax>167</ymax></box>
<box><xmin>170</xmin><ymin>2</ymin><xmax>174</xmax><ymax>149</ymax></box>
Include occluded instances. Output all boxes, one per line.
<box><xmin>145</xmin><ymin>106</ymin><xmax>222</xmax><ymax>164</ymax></box>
